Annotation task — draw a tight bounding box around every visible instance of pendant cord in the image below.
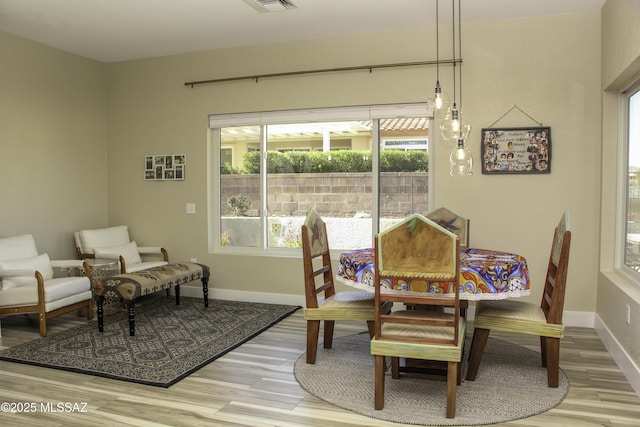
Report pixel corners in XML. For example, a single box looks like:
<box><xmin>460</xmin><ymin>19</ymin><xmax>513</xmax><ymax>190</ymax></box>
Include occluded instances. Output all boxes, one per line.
<box><xmin>451</xmin><ymin>0</ymin><xmax>456</xmax><ymax>107</ymax></box>
<box><xmin>436</xmin><ymin>0</ymin><xmax>440</xmax><ymax>82</ymax></box>
<box><xmin>458</xmin><ymin>0</ymin><xmax>462</xmax><ymax>112</ymax></box>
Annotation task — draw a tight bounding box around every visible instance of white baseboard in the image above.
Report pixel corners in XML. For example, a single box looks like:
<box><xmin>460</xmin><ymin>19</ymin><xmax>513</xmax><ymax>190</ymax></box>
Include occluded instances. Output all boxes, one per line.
<box><xmin>563</xmin><ymin>310</ymin><xmax>595</xmax><ymax>328</ymax></box>
<box><xmin>595</xmin><ymin>314</ymin><xmax>640</xmax><ymax>397</ymax></box>
<box><xmin>179</xmin><ymin>285</ymin><xmax>305</xmax><ymax>307</ymax></box>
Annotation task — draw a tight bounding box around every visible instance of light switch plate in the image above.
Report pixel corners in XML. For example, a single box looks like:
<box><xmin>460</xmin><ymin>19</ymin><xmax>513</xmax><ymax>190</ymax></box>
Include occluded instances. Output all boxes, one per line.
<box><xmin>186</xmin><ymin>203</ymin><xmax>196</xmax><ymax>214</ymax></box>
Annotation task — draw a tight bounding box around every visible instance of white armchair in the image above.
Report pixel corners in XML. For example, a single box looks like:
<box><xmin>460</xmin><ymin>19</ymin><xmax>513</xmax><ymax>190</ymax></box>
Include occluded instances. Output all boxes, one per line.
<box><xmin>74</xmin><ymin>225</ymin><xmax>169</xmax><ymax>273</ymax></box>
<box><xmin>0</xmin><ymin>234</ymin><xmax>93</xmax><ymax>336</ymax></box>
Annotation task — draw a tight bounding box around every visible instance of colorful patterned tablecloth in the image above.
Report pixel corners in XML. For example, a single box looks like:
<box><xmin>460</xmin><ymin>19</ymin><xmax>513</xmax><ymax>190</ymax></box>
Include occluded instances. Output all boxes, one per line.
<box><xmin>336</xmin><ymin>248</ymin><xmax>530</xmax><ymax>300</ymax></box>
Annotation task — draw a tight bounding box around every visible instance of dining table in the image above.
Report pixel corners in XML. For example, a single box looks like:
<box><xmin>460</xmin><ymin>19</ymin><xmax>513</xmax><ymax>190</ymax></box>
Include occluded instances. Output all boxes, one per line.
<box><xmin>336</xmin><ymin>247</ymin><xmax>531</xmax><ymax>300</ymax></box>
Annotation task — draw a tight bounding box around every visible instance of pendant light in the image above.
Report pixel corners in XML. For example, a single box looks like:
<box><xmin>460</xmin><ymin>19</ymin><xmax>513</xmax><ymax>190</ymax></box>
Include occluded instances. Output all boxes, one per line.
<box><xmin>433</xmin><ymin>0</ymin><xmax>443</xmax><ymax>110</ymax></box>
<box><xmin>450</xmin><ymin>137</ymin><xmax>473</xmax><ymax>175</ymax></box>
<box><xmin>448</xmin><ymin>0</ymin><xmax>472</xmax><ymax>175</ymax></box>
<box><xmin>440</xmin><ymin>0</ymin><xmax>470</xmax><ymax>142</ymax></box>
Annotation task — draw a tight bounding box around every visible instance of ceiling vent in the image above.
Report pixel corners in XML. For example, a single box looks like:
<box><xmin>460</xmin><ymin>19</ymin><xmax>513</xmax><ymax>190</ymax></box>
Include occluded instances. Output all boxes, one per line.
<box><xmin>243</xmin><ymin>0</ymin><xmax>297</xmax><ymax>13</ymax></box>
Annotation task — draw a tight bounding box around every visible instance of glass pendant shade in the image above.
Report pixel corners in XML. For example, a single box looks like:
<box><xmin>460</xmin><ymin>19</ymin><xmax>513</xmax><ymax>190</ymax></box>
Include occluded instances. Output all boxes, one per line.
<box><xmin>450</xmin><ymin>138</ymin><xmax>473</xmax><ymax>176</ymax></box>
<box><xmin>440</xmin><ymin>104</ymin><xmax>471</xmax><ymax>141</ymax></box>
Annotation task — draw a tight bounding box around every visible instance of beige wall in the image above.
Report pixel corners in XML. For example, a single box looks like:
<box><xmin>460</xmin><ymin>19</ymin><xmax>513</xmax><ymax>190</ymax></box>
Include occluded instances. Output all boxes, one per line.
<box><xmin>599</xmin><ymin>0</ymin><xmax>640</xmax><ymax>371</ymax></box>
<box><xmin>433</xmin><ymin>12</ymin><xmax>601</xmax><ymax>317</ymax></box>
<box><xmin>0</xmin><ymin>32</ymin><xmax>108</xmax><ymax>259</ymax></box>
<box><xmin>104</xmin><ymin>11</ymin><xmax>602</xmax><ymax>315</ymax></box>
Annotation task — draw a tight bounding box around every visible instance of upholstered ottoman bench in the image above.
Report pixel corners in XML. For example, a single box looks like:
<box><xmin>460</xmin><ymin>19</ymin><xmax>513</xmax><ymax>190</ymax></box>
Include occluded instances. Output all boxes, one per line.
<box><xmin>90</xmin><ymin>262</ymin><xmax>210</xmax><ymax>336</ymax></box>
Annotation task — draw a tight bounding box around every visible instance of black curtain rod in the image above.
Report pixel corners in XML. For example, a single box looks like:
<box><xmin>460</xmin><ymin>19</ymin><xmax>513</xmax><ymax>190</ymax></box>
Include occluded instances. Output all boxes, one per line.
<box><xmin>184</xmin><ymin>58</ymin><xmax>462</xmax><ymax>88</ymax></box>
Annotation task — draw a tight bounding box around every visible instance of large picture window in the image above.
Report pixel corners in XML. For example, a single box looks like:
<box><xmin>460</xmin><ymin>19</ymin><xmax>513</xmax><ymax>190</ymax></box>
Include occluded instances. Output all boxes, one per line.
<box><xmin>209</xmin><ymin>104</ymin><xmax>432</xmax><ymax>255</ymax></box>
<box><xmin>625</xmin><ymin>85</ymin><xmax>640</xmax><ymax>273</ymax></box>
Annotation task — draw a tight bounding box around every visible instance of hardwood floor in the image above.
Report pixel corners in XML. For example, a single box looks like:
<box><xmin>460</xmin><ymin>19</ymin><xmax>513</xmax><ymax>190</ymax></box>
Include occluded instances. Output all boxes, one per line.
<box><xmin>0</xmin><ymin>307</ymin><xmax>639</xmax><ymax>427</ymax></box>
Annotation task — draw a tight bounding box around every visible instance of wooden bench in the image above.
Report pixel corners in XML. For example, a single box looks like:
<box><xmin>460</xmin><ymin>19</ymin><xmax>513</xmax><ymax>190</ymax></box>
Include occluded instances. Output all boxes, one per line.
<box><xmin>90</xmin><ymin>262</ymin><xmax>210</xmax><ymax>336</ymax></box>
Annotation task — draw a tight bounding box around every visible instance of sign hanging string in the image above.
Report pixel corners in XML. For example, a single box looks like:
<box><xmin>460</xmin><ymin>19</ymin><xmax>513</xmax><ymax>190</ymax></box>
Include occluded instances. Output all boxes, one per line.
<box><xmin>488</xmin><ymin>105</ymin><xmax>543</xmax><ymax>128</ymax></box>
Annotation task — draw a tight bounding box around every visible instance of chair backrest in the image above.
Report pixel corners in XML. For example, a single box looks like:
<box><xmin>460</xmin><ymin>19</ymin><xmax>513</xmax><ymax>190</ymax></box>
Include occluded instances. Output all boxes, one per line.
<box><xmin>301</xmin><ymin>208</ymin><xmax>335</xmax><ymax>309</ymax></box>
<box><xmin>426</xmin><ymin>206</ymin><xmax>470</xmax><ymax>247</ymax></box>
<box><xmin>375</xmin><ymin>213</ymin><xmax>461</xmax><ymax>345</ymax></box>
<box><xmin>0</xmin><ymin>234</ymin><xmax>39</xmax><ymax>261</ymax></box>
<box><xmin>0</xmin><ymin>234</ymin><xmax>54</xmax><ymax>288</ymax></box>
<box><xmin>75</xmin><ymin>225</ymin><xmax>131</xmax><ymax>258</ymax></box>
<box><xmin>542</xmin><ymin>211</ymin><xmax>572</xmax><ymax>325</ymax></box>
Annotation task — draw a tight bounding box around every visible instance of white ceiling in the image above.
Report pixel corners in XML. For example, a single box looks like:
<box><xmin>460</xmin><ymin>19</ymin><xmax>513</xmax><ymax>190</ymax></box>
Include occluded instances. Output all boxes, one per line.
<box><xmin>0</xmin><ymin>0</ymin><xmax>605</xmax><ymax>63</ymax></box>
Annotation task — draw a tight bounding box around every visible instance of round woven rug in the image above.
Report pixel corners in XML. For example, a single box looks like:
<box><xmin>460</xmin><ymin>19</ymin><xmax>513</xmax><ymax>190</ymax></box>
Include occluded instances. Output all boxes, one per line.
<box><xmin>294</xmin><ymin>333</ymin><xmax>569</xmax><ymax>426</ymax></box>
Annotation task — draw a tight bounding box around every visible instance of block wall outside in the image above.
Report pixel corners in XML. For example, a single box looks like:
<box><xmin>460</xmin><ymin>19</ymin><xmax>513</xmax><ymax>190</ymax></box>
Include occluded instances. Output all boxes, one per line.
<box><xmin>220</xmin><ymin>172</ymin><xmax>428</xmax><ymax>217</ymax></box>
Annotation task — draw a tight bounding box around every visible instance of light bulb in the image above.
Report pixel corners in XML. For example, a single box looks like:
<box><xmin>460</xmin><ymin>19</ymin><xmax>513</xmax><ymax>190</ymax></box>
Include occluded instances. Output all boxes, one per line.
<box><xmin>434</xmin><ymin>81</ymin><xmax>443</xmax><ymax>110</ymax></box>
<box><xmin>450</xmin><ymin>138</ymin><xmax>473</xmax><ymax>176</ymax></box>
<box><xmin>440</xmin><ymin>104</ymin><xmax>471</xmax><ymax>141</ymax></box>
<box><xmin>451</xmin><ymin>107</ymin><xmax>460</xmax><ymax>132</ymax></box>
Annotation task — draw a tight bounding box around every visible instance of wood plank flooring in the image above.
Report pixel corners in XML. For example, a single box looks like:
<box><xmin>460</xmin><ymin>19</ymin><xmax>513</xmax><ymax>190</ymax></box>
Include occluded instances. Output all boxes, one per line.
<box><xmin>0</xmin><ymin>305</ymin><xmax>639</xmax><ymax>426</ymax></box>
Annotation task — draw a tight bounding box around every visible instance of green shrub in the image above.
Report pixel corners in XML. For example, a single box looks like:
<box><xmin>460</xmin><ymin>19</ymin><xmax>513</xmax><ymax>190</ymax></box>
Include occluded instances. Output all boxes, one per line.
<box><xmin>242</xmin><ymin>151</ymin><xmax>261</xmax><ymax>174</ymax></box>
<box><xmin>238</xmin><ymin>149</ymin><xmax>427</xmax><ymax>174</ymax></box>
<box><xmin>268</xmin><ymin>151</ymin><xmax>294</xmax><ymax>173</ymax></box>
<box><xmin>330</xmin><ymin>150</ymin><xmax>372</xmax><ymax>172</ymax></box>
<box><xmin>221</xmin><ymin>162</ymin><xmax>243</xmax><ymax>174</ymax></box>
<box><xmin>227</xmin><ymin>194</ymin><xmax>251</xmax><ymax>216</ymax></box>
<box><xmin>380</xmin><ymin>150</ymin><xmax>428</xmax><ymax>172</ymax></box>
<box><xmin>287</xmin><ymin>151</ymin><xmax>311</xmax><ymax>173</ymax></box>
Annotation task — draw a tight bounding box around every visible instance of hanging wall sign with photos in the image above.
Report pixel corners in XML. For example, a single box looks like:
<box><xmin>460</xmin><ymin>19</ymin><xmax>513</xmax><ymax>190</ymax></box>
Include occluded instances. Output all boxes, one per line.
<box><xmin>144</xmin><ymin>154</ymin><xmax>186</xmax><ymax>180</ymax></box>
<box><xmin>481</xmin><ymin>127</ymin><xmax>551</xmax><ymax>174</ymax></box>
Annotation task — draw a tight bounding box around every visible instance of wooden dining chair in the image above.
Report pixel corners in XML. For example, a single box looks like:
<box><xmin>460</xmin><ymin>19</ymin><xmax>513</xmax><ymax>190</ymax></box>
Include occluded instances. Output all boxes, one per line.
<box><xmin>370</xmin><ymin>214</ymin><xmax>466</xmax><ymax>418</ymax></box>
<box><xmin>426</xmin><ymin>206</ymin><xmax>470</xmax><ymax>247</ymax></box>
<box><xmin>465</xmin><ymin>211</ymin><xmax>571</xmax><ymax>387</ymax></box>
<box><xmin>301</xmin><ymin>208</ymin><xmax>391</xmax><ymax>364</ymax></box>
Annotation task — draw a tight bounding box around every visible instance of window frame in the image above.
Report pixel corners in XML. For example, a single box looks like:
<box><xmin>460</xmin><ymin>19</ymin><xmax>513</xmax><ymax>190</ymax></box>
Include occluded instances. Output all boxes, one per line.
<box><xmin>618</xmin><ymin>80</ymin><xmax>640</xmax><ymax>278</ymax></box>
<box><xmin>208</xmin><ymin>103</ymin><xmax>434</xmax><ymax>257</ymax></box>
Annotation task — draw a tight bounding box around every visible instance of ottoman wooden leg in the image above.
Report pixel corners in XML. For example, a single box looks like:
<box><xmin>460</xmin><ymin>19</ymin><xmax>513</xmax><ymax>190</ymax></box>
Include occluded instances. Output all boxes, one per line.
<box><xmin>127</xmin><ymin>302</ymin><xmax>136</xmax><ymax>336</ymax></box>
<box><xmin>97</xmin><ymin>295</ymin><xmax>105</xmax><ymax>332</ymax></box>
<box><xmin>175</xmin><ymin>284</ymin><xmax>180</xmax><ymax>305</ymax></box>
<box><xmin>202</xmin><ymin>277</ymin><xmax>209</xmax><ymax>307</ymax></box>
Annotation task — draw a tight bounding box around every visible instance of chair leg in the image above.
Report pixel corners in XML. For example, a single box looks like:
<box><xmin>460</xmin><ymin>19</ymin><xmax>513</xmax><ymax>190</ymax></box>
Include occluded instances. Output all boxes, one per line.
<box><xmin>460</xmin><ymin>300</ymin><xmax>469</xmax><ymax>318</ymax></box>
<box><xmin>458</xmin><ymin>334</ymin><xmax>466</xmax><ymax>385</ymax></box>
<box><xmin>446</xmin><ymin>361</ymin><xmax>457</xmax><ymax>418</ymax></box>
<box><xmin>545</xmin><ymin>337</ymin><xmax>561</xmax><ymax>387</ymax></box>
<box><xmin>323</xmin><ymin>320</ymin><xmax>335</xmax><ymax>349</ymax></box>
<box><xmin>86</xmin><ymin>299</ymin><xmax>94</xmax><ymax>321</ymax></box>
<box><xmin>306</xmin><ymin>320</ymin><xmax>320</xmax><ymax>364</ymax></box>
<box><xmin>38</xmin><ymin>312</ymin><xmax>47</xmax><ymax>337</ymax></box>
<box><xmin>374</xmin><ymin>355</ymin><xmax>386</xmax><ymax>410</ymax></box>
<box><xmin>465</xmin><ymin>327</ymin><xmax>490</xmax><ymax>381</ymax></box>
<box><xmin>367</xmin><ymin>320</ymin><xmax>375</xmax><ymax>338</ymax></box>
<box><xmin>391</xmin><ymin>357</ymin><xmax>400</xmax><ymax>379</ymax></box>
<box><xmin>540</xmin><ymin>335</ymin><xmax>547</xmax><ymax>367</ymax></box>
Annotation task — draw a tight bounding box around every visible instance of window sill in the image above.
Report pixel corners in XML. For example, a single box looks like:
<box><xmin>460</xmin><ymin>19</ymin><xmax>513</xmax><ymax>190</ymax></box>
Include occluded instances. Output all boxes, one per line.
<box><xmin>600</xmin><ymin>269</ymin><xmax>640</xmax><ymax>303</ymax></box>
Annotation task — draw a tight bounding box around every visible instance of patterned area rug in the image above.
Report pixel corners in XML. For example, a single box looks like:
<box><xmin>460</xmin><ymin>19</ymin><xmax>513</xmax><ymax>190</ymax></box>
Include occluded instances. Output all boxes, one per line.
<box><xmin>294</xmin><ymin>333</ymin><xmax>569</xmax><ymax>426</ymax></box>
<box><xmin>0</xmin><ymin>297</ymin><xmax>299</xmax><ymax>387</ymax></box>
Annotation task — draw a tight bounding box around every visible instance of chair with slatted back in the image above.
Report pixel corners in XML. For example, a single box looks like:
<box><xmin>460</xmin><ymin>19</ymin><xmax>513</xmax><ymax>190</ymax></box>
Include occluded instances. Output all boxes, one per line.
<box><xmin>426</xmin><ymin>206</ymin><xmax>470</xmax><ymax>247</ymax></box>
<box><xmin>301</xmin><ymin>208</ymin><xmax>391</xmax><ymax>364</ymax></box>
<box><xmin>419</xmin><ymin>207</ymin><xmax>470</xmax><ymax>316</ymax></box>
<box><xmin>370</xmin><ymin>213</ymin><xmax>466</xmax><ymax>418</ymax></box>
<box><xmin>465</xmin><ymin>211</ymin><xmax>571</xmax><ymax>387</ymax></box>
